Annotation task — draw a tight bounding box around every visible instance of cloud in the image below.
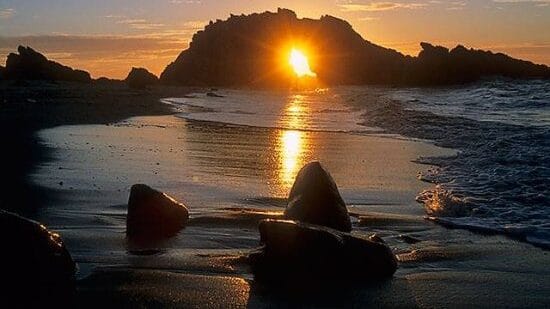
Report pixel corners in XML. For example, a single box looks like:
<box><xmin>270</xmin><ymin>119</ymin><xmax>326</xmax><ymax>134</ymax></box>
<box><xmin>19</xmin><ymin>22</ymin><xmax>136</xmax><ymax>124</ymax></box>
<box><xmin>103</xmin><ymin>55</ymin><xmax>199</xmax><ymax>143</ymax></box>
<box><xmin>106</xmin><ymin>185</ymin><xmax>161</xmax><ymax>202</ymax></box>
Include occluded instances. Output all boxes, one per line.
<box><xmin>0</xmin><ymin>8</ymin><xmax>15</xmax><ymax>19</ymax></box>
<box><xmin>358</xmin><ymin>16</ymin><xmax>381</xmax><ymax>21</ymax></box>
<box><xmin>338</xmin><ymin>2</ymin><xmax>427</xmax><ymax>12</ymax></box>
<box><xmin>492</xmin><ymin>0</ymin><xmax>550</xmax><ymax>5</ymax></box>
<box><xmin>446</xmin><ymin>1</ymin><xmax>467</xmax><ymax>10</ymax></box>
<box><xmin>115</xmin><ymin>18</ymin><xmax>165</xmax><ymax>30</ymax></box>
<box><xmin>170</xmin><ymin>0</ymin><xmax>203</xmax><ymax>3</ymax></box>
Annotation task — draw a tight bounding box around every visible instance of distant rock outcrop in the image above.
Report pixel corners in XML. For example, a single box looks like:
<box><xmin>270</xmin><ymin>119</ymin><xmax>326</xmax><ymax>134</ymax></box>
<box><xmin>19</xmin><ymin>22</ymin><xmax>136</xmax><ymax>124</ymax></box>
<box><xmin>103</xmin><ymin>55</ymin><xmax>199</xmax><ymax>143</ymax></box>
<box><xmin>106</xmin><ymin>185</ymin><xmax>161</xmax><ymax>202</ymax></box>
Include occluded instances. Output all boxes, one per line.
<box><xmin>94</xmin><ymin>76</ymin><xmax>124</xmax><ymax>85</ymax></box>
<box><xmin>407</xmin><ymin>42</ymin><xmax>550</xmax><ymax>85</ymax></box>
<box><xmin>160</xmin><ymin>8</ymin><xmax>550</xmax><ymax>87</ymax></box>
<box><xmin>3</xmin><ymin>46</ymin><xmax>91</xmax><ymax>82</ymax></box>
<box><xmin>125</xmin><ymin>67</ymin><xmax>159</xmax><ymax>89</ymax></box>
<box><xmin>126</xmin><ymin>184</ymin><xmax>189</xmax><ymax>239</ymax></box>
<box><xmin>284</xmin><ymin>162</ymin><xmax>352</xmax><ymax>232</ymax></box>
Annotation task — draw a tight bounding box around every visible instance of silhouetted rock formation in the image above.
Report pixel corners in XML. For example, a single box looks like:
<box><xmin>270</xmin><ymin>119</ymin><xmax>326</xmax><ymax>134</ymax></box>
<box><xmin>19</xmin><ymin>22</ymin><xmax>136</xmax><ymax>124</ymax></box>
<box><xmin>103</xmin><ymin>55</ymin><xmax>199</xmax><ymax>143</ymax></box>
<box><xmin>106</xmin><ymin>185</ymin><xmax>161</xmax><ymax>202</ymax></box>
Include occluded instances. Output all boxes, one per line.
<box><xmin>0</xmin><ymin>65</ymin><xmax>4</xmax><ymax>79</ymax></box>
<box><xmin>0</xmin><ymin>210</ymin><xmax>75</xmax><ymax>304</ymax></box>
<box><xmin>4</xmin><ymin>46</ymin><xmax>91</xmax><ymax>82</ymax></box>
<box><xmin>406</xmin><ymin>42</ymin><xmax>550</xmax><ymax>85</ymax></box>
<box><xmin>284</xmin><ymin>161</ymin><xmax>352</xmax><ymax>232</ymax></box>
<box><xmin>249</xmin><ymin>219</ymin><xmax>397</xmax><ymax>282</ymax></box>
<box><xmin>160</xmin><ymin>8</ymin><xmax>550</xmax><ymax>87</ymax></box>
<box><xmin>126</xmin><ymin>184</ymin><xmax>189</xmax><ymax>239</ymax></box>
<box><xmin>125</xmin><ymin>67</ymin><xmax>159</xmax><ymax>89</ymax></box>
<box><xmin>94</xmin><ymin>76</ymin><xmax>124</xmax><ymax>85</ymax></box>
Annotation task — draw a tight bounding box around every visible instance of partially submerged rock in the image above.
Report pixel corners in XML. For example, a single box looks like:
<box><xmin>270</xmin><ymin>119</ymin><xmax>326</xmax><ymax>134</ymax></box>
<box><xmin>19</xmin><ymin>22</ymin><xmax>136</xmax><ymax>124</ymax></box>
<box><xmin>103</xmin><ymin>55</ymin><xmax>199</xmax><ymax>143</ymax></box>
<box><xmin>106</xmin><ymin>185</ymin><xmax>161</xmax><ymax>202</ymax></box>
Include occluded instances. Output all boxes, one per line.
<box><xmin>249</xmin><ymin>219</ymin><xmax>397</xmax><ymax>281</ymax></box>
<box><xmin>126</xmin><ymin>184</ymin><xmax>189</xmax><ymax>238</ymax></box>
<box><xmin>284</xmin><ymin>161</ymin><xmax>352</xmax><ymax>232</ymax></box>
<box><xmin>0</xmin><ymin>210</ymin><xmax>76</xmax><ymax>302</ymax></box>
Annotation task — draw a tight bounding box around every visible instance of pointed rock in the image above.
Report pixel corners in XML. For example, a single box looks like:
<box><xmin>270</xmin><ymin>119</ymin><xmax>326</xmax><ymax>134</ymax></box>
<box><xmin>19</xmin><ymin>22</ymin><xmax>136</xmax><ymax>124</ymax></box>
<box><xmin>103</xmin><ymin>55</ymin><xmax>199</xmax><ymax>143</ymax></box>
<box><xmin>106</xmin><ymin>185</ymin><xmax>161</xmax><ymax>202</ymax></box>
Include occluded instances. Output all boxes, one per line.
<box><xmin>126</xmin><ymin>184</ymin><xmax>189</xmax><ymax>239</ymax></box>
<box><xmin>284</xmin><ymin>161</ymin><xmax>352</xmax><ymax>232</ymax></box>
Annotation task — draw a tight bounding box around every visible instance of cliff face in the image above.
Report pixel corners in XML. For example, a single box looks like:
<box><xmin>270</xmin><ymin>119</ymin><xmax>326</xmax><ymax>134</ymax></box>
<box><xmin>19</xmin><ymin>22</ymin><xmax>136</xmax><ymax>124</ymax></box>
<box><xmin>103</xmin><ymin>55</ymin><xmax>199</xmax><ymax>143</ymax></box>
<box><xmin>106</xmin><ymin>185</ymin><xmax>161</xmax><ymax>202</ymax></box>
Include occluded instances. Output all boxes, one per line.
<box><xmin>4</xmin><ymin>46</ymin><xmax>91</xmax><ymax>83</ymax></box>
<box><xmin>160</xmin><ymin>8</ymin><xmax>550</xmax><ymax>87</ymax></box>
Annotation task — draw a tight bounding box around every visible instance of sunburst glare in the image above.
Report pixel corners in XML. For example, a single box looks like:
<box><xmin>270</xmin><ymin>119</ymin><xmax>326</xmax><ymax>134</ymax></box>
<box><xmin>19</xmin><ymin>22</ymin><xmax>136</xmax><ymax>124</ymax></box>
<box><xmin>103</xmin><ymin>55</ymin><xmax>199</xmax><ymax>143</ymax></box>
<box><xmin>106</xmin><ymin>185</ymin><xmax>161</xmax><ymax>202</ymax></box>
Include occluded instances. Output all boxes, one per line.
<box><xmin>289</xmin><ymin>48</ymin><xmax>316</xmax><ymax>78</ymax></box>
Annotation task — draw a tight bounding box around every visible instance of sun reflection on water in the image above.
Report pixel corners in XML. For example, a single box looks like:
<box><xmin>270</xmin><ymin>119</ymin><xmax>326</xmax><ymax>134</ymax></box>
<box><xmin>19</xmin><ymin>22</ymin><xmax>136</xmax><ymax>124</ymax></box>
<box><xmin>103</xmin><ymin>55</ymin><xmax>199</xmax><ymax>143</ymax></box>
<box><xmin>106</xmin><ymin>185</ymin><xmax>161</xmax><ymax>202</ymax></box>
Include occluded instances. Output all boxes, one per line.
<box><xmin>280</xmin><ymin>130</ymin><xmax>303</xmax><ymax>188</ymax></box>
<box><xmin>274</xmin><ymin>94</ymin><xmax>310</xmax><ymax>195</ymax></box>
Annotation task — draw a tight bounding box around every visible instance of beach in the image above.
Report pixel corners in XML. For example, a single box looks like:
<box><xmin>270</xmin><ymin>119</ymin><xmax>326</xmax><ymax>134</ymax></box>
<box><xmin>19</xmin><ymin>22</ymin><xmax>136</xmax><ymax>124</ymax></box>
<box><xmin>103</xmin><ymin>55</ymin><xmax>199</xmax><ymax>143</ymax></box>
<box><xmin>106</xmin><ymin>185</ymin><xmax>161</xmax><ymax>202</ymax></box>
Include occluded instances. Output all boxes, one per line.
<box><xmin>3</xmin><ymin>82</ymin><xmax>549</xmax><ymax>307</ymax></box>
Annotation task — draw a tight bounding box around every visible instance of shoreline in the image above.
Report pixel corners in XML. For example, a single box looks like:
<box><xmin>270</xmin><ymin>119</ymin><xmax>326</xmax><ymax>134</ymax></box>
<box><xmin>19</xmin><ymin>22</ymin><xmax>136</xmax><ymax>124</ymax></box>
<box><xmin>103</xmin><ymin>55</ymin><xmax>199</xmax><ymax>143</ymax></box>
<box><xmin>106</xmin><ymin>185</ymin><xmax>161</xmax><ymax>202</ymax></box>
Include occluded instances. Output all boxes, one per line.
<box><xmin>0</xmin><ymin>80</ymin><xmax>193</xmax><ymax>216</ymax></box>
<box><xmin>33</xmin><ymin>113</ymin><xmax>550</xmax><ymax>307</ymax></box>
<box><xmin>3</xmin><ymin>82</ymin><xmax>549</xmax><ymax>307</ymax></box>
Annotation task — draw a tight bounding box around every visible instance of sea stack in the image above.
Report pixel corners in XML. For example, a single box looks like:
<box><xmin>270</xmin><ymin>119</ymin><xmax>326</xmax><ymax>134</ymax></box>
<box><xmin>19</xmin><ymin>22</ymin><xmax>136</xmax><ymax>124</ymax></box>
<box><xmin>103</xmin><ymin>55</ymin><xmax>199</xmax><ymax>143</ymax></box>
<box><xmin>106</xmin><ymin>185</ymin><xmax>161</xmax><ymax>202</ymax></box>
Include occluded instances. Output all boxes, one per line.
<box><xmin>126</xmin><ymin>184</ymin><xmax>189</xmax><ymax>239</ymax></box>
<box><xmin>284</xmin><ymin>161</ymin><xmax>352</xmax><ymax>232</ymax></box>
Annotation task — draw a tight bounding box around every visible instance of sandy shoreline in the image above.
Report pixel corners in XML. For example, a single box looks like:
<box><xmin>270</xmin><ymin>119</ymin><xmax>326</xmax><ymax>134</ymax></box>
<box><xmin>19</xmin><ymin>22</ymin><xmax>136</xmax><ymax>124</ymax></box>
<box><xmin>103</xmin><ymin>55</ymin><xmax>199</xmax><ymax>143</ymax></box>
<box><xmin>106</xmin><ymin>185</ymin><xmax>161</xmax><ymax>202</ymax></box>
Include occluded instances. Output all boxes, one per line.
<box><xmin>0</xmin><ymin>80</ymin><xmax>194</xmax><ymax>215</ymax></box>
<box><xmin>3</xmin><ymin>82</ymin><xmax>549</xmax><ymax>307</ymax></box>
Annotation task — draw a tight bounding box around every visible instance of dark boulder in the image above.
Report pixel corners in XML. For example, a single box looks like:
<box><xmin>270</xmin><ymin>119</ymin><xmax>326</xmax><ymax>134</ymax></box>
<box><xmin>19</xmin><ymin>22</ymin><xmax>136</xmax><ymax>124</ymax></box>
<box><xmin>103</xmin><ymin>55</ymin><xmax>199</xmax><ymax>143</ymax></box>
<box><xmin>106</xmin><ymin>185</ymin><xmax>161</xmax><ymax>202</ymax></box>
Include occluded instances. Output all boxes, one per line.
<box><xmin>249</xmin><ymin>219</ymin><xmax>397</xmax><ymax>281</ymax></box>
<box><xmin>4</xmin><ymin>46</ymin><xmax>91</xmax><ymax>82</ymax></box>
<box><xmin>0</xmin><ymin>210</ymin><xmax>76</xmax><ymax>304</ymax></box>
<box><xmin>284</xmin><ymin>161</ymin><xmax>352</xmax><ymax>232</ymax></box>
<box><xmin>125</xmin><ymin>67</ymin><xmax>159</xmax><ymax>89</ymax></box>
<box><xmin>126</xmin><ymin>184</ymin><xmax>189</xmax><ymax>239</ymax></box>
<box><xmin>0</xmin><ymin>65</ymin><xmax>5</xmax><ymax>79</ymax></box>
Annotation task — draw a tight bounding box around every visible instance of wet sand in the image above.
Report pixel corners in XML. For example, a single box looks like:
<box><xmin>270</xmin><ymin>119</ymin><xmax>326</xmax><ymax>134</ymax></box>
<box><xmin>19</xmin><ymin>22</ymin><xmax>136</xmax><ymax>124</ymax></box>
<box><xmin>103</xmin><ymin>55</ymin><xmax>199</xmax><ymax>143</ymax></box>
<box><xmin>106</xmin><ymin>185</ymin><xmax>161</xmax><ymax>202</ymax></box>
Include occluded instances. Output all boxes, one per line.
<box><xmin>0</xmin><ymin>80</ymin><xmax>194</xmax><ymax>215</ymax></box>
<box><xmin>31</xmin><ymin>113</ymin><xmax>550</xmax><ymax>307</ymax></box>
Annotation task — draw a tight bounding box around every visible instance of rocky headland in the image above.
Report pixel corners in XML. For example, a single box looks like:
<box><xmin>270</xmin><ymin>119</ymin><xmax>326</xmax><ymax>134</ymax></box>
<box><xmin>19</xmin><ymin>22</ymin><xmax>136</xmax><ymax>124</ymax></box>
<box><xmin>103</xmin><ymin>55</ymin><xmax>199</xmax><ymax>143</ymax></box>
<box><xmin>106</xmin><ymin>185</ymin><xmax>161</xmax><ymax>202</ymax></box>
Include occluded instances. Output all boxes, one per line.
<box><xmin>161</xmin><ymin>8</ymin><xmax>550</xmax><ymax>87</ymax></box>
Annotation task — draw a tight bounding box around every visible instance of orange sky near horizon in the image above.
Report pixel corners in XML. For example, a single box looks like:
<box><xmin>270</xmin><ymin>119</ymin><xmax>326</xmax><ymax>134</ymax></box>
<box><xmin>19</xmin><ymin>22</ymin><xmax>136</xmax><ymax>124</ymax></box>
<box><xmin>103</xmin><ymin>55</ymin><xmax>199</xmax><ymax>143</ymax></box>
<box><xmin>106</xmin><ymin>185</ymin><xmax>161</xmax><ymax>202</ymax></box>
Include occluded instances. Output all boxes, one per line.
<box><xmin>1</xmin><ymin>1</ymin><xmax>549</xmax><ymax>79</ymax></box>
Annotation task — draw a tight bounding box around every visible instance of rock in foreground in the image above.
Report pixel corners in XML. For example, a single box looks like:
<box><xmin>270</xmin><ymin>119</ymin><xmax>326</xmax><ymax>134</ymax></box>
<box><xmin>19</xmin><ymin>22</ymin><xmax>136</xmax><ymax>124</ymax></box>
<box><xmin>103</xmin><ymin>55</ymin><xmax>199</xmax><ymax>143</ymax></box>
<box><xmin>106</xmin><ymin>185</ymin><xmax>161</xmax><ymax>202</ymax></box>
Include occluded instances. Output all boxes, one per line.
<box><xmin>126</xmin><ymin>184</ymin><xmax>189</xmax><ymax>238</ymax></box>
<box><xmin>0</xmin><ymin>210</ymin><xmax>76</xmax><ymax>303</ymax></box>
<box><xmin>285</xmin><ymin>161</ymin><xmax>352</xmax><ymax>232</ymax></box>
<box><xmin>249</xmin><ymin>219</ymin><xmax>397</xmax><ymax>282</ymax></box>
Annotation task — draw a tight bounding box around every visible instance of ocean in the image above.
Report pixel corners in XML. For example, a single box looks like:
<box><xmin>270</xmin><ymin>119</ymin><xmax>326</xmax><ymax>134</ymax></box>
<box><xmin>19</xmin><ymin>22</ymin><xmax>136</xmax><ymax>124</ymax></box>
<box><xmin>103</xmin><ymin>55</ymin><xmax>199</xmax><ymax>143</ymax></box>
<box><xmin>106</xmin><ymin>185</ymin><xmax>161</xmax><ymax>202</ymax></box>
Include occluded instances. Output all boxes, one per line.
<box><xmin>30</xmin><ymin>79</ymin><xmax>549</xmax><ymax>286</ymax></box>
<box><xmin>163</xmin><ymin>79</ymin><xmax>550</xmax><ymax>249</ymax></box>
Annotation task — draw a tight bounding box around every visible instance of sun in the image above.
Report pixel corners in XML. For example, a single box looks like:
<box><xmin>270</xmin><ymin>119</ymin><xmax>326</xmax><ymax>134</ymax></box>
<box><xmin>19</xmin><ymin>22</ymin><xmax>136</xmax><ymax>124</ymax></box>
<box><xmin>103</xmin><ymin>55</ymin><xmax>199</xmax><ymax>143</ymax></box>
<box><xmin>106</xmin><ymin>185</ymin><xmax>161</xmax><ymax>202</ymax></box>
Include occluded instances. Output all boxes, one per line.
<box><xmin>289</xmin><ymin>48</ymin><xmax>316</xmax><ymax>78</ymax></box>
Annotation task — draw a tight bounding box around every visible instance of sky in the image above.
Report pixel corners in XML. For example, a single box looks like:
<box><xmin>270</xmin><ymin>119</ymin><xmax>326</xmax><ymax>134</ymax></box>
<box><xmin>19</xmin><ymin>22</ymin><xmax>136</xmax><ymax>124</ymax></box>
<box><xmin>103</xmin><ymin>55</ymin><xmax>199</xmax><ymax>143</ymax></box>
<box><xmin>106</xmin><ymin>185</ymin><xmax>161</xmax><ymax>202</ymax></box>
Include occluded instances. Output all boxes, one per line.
<box><xmin>1</xmin><ymin>0</ymin><xmax>549</xmax><ymax>79</ymax></box>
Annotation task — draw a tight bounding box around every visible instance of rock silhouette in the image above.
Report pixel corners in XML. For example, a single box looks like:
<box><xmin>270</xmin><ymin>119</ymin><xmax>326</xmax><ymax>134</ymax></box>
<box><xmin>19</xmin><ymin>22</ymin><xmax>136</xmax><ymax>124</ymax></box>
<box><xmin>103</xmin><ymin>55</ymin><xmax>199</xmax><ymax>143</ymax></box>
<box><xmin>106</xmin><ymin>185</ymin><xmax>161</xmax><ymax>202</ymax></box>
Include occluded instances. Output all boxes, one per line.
<box><xmin>249</xmin><ymin>219</ymin><xmax>397</xmax><ymax>282</ymax></box>
<box><xmin>125</xmin><ymin>67</ymin><xmax>159</xmax><ymax>89</ymax></box>
<box><xmin>0</xmin><ymin>65</ymin><xmax>5</xmax><ymax>79</ymax></box>
<box><xmin>126</xmin><ymin>184</ymin><xmax>189</xmax><ymax>239</ymax></box>
<box><xmin>0</xmin><ymin>210</ymin><xmax>76</xmax><ymax>304</ymax></box>
<box><xmin>160</xmin><ymin>8</ymin><xmax>550</xmax><ymax>87</ymax></box>
<box><xmin>284</xmin><ymin>161</ymin><xmax>352</xmax><ymax>232</ymax></box>
<box><xmin>3</xmin><ymin>46</ymin><xmax>91</xmax><ymax>82</ymax></box>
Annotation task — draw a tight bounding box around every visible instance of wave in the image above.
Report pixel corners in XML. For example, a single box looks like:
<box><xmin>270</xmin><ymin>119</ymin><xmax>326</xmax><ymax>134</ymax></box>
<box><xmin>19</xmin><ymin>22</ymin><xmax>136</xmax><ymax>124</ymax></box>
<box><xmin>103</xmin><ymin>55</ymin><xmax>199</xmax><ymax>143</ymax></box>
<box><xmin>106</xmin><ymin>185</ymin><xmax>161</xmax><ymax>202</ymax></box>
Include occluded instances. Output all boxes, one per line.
<box><xmin>357</xmin><ymin>79</ymin><xmax>550</xmax><ymax>249</ymax></box>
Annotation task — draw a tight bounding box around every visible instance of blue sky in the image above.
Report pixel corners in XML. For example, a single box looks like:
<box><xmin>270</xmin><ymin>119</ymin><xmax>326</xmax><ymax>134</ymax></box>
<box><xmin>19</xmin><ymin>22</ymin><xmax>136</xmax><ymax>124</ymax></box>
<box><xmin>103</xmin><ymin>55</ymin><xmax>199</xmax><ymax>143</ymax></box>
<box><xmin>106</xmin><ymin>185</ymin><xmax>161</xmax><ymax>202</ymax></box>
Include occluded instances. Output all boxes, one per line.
<box><xmin>1</xmin><ymin>0</ymin><xmax>549</xmax><ymax>78</ymax></box>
